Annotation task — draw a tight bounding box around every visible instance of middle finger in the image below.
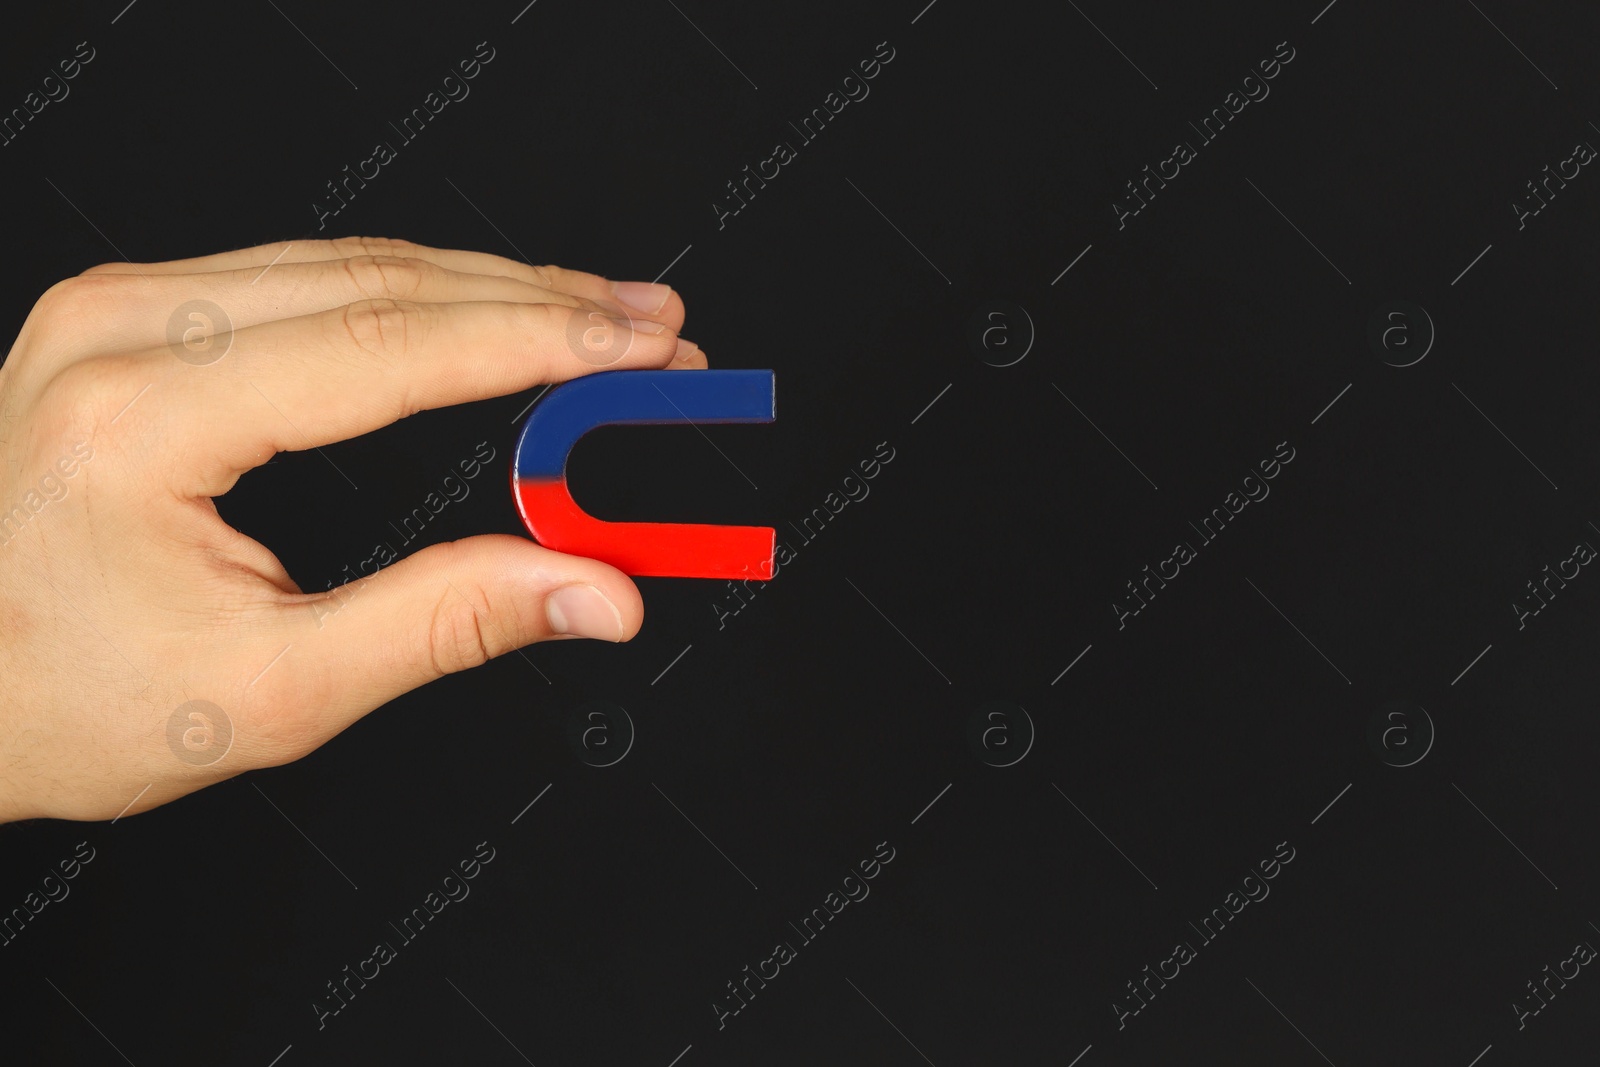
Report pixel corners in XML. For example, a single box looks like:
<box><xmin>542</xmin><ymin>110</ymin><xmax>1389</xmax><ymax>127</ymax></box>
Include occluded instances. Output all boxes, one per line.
<box><xmin>44</xmin><ymin>256</ymin><xmax>624</xmax><ymax>362</ymax></box>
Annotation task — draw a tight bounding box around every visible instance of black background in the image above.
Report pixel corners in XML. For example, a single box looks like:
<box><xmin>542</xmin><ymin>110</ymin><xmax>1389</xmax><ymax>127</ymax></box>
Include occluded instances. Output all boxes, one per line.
<box><xmin>3</xmin><ymin>0</ymin><xmax>1600</xmax><ymax>1063</ymax></box>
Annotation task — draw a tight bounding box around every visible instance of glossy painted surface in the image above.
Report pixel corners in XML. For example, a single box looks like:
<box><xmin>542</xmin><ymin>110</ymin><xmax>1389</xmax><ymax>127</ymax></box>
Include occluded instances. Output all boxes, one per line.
<box><xmin>512</xmin><ymin>370</ymin><xmax>776</xmax><ymax>579</ymax></box>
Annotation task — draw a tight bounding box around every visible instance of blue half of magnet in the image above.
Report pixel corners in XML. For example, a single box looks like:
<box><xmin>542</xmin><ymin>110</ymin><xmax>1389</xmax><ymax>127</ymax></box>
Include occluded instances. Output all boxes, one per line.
<box><xmin>514</xmin><ymin>369</ymin><xmax>776</xmax><ymax>479</ymax></box>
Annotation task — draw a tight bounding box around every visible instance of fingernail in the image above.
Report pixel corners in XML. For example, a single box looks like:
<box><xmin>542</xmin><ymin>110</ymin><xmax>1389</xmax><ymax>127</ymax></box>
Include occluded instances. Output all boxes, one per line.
<box><xmin>607</xmin><ymin>315</ymin><xmax>667</xmax><ymax>334</ymax></box>
<box><xmin>546</xmin><ymin>584</ymin><xmax>624</xmax><ymax>641</ymax></box>
<box><xmin>674</xmin><ymin>337</ymin><xmax>701</xmax><ymax>362</ymax></box>
<box><xmin>610</xmin><ymin>281</ymin><xmax>672</xmax><ymax>314</ymax></box>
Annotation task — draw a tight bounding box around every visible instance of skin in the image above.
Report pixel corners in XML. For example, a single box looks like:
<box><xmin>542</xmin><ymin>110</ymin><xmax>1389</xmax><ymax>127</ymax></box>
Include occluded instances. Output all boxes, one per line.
<box><xmin>0</xmin><ymin>236</ymin><xmax>707</xmax><ymax>823</ymax></box>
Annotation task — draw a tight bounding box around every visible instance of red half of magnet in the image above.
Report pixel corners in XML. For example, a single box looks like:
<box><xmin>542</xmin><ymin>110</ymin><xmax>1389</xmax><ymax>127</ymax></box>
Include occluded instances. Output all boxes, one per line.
<box><xmin>513</xmin><ymin>477</ymin><xmax>775</xmax><ymax>580</ymax></box>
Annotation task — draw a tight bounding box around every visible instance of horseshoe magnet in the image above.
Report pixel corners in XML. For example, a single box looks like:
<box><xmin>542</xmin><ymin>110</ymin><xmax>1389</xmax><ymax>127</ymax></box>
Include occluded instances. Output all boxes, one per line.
<box><xmin>511</xmin><ymin>369</ymin><xmax>776</xmax><ymax>579</ymax></box>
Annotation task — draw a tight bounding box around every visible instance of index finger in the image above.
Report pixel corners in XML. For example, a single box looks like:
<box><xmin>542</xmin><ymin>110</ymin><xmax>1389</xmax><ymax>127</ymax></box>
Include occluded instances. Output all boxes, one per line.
<box><xmin>144</xmin><ymin>298</ymin><xmax>694</xmax><ymax>496</ymax></box>
<box><xmin>82</xmin><ymin>237</ymin><xmax>687</xmax><ymax>327</ymax></box>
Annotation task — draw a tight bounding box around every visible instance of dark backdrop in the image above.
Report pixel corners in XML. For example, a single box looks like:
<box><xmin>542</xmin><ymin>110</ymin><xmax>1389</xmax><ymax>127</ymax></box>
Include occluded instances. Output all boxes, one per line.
<box><xmin>3</xmin><ymin>1</ymin><xmax>1600</xmax><ymax>1063</ymax></box>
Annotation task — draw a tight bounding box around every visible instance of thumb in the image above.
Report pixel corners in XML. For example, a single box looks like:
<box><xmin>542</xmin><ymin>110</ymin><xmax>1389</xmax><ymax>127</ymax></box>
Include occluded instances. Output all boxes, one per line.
<box><xmin>283</xmin><ymin>534</ymin><xmax>642</xmax><ymax>734</ymax></box>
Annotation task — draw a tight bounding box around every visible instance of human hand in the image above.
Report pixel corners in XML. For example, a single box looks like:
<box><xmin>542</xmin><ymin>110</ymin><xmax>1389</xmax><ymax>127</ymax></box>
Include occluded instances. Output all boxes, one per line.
<box><xmin>0</xmin><ymin>237</ymin><xmax>705</xmax><ymax>823</ymax></box>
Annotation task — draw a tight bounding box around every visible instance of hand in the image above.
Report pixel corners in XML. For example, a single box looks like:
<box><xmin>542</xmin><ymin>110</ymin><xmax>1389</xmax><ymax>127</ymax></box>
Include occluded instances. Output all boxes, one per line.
<box><xmin>0</xmin><ymin>236</ymin><xmax>706</xmax><ymax>823</ymax></box>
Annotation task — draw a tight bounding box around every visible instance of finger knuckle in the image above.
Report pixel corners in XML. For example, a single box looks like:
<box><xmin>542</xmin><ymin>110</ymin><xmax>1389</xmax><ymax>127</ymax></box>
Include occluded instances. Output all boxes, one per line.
<box><xmin>517</xmin><ymin>301</ymin><xmax>563</xmax><ymax>331</ymax></box>
<box><xmin>518</xmin><ymin>262</ymin><xmax>556</xmax><ymax>287</ymax></box>
<box><xmin>340</xmin><ymin>254</ymin><xmax>428</xmax><ymax>300</ymax></box>
<box><xmin>337</xmin><ymin>298</ymin><xmax>426</xmax><ymax>360</ymax></box>
<box><xmin>331</xmin><ymin>235</ymin><xmax>416</xmax><ymax>260</ymax></box>
<box><xmin>28</xmin><ymin>275</ymin><xmax>124</xmax><ymax>328</ymax></box>
<box><xmin>37</xmin><ymin>356</ymin><xmax>143</xmax><ymax>437</ymax></box>
<box><xmin>424</xmin><ymin>585</ymin><xmax>498</xmax><ymax>676</ymax></box>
